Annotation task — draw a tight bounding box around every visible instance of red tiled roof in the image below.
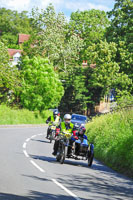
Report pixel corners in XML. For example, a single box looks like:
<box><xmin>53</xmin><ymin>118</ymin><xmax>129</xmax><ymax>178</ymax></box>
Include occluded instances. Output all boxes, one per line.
<box><xmin>18</xmin><ymin>34</ymin><xmax>30</xmax><ymax>44</ymax></box>
<box><xmin>8</xmin><ymin>49</ymin><xmax>23</xmax><ymax>57</ymax></box>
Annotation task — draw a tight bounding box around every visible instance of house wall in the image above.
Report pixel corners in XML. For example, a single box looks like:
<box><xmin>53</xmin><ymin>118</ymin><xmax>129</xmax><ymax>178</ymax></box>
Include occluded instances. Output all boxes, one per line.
<box><xmin>11</xmin><ymin>52</ymin><xmax>21</xmax><ymax>66</ymax></box>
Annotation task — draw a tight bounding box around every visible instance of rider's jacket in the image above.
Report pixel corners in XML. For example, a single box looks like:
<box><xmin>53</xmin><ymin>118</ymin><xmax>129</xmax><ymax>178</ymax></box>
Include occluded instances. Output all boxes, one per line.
<box><xmin>46</xmin><ymin>115</ymin><xmax>60</xmax><ymax>126</ymax></box>
<box><xmin>60</xmin><ymin>122</ymin><xmax>74</xmax><ymax>134</ymax></box>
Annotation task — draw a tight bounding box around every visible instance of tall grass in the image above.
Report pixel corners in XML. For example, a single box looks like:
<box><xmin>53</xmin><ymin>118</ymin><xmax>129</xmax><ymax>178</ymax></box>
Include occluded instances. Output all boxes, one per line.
<box><xmin>0</xmin><ymin>105</ymin><xmax>52</xmax><ymax>125</ymax></box>
<box><xmin>86</xmin><ymin>108</ymin><xmax>133</xmax><ymax>178</ymax></box>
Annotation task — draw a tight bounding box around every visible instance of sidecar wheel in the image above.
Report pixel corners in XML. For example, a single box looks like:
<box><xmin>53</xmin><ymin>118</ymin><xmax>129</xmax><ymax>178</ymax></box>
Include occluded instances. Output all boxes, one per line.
<box><xmin>88</xmin><ymin>152</ymin><xmax>94</xmax><ymax>167</ymax></box>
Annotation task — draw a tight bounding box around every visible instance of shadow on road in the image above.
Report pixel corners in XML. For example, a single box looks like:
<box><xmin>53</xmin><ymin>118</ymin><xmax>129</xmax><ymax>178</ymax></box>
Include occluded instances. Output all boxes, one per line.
<box><xmin>0</xmin><ymin>191</ymin><xmax>84</xmax><ymax>200</ymax></box>
<box><xmin>29</xmin><ymin>153</ymin><xmax>95</xmax><ymax>168</ymax></box>
<box><xmin>31</xmin><ymin>139</ymin><xmax>50</xmax><ymax>144</ymax></box>
<box><xmin>56</xmin><ymin>172</ymin><xmax>133</xmax><ymax>200</ymax></box>
<box><xmin>29</xmin><ymin>153</ymin><xmax>133</xmax><ymax>180</ymax></box>
<box><xmin>28</xmin><ymin>154</ymin><xmax>133</xmax><ymax>200</ymax></box>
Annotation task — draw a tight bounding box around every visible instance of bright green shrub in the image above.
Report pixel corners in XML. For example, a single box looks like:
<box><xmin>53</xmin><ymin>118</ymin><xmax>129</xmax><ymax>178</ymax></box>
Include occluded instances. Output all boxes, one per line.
<box><xmin>0</xmin><ymin>104</ymin><xmax>51</xmax><ymax>124</ymax></box>
<box><xmin>86</xmin><ymin>109</ymin><xmax>133</xmax><ymax>178</ymax></box>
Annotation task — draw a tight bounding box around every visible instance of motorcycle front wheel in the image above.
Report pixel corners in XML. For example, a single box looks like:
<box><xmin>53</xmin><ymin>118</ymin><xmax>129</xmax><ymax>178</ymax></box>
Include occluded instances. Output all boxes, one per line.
<box><xmin>60</xmin><ymin>144</ymin><xmax>65</xmax><ymax>164</ymax></box>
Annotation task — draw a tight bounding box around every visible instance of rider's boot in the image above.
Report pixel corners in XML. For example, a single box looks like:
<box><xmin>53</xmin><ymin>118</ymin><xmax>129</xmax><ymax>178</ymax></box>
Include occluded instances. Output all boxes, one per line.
<box><xmin>46</xmin><ymin>128</ymin><xmax>50</xmax><ymax>139</ymax></box>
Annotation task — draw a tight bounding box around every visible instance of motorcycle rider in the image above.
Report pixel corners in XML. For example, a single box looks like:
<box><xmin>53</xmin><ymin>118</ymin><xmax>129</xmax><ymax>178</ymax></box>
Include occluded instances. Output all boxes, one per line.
<box><xmin>46</xmin><ymin>110</ymin><xmax>61</xmax><ymax>139</ymax></box>
<box><xmin>52</xmin><ymin>114</ymin><xmax>75</xmax><ymax>156</ymax></box>
<box><xmin>72</xmin><ymin>125</ymin><xmax>88</xmax><ymax>155</ymax></box>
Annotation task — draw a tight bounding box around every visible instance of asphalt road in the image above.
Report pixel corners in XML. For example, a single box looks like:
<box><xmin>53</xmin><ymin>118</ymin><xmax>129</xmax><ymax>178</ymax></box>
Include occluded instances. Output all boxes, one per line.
<box><xmin>0</xmin><ymin>126</ymin><xmax>133</xmax><ymax>200</ymax></box>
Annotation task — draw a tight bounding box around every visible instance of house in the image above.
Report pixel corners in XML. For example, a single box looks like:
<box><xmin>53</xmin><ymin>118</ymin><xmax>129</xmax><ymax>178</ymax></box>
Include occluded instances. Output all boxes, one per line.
<box><xmin>82</xmin><ymin>61</ymin><xmax>96</xmax><ymax>69</ymax></box>
<box><xmin>8</xmin><ymin>33</ymin><xmax>30</xmax><ymax>66</ymax></box>
<box><xmin>8</xmin><ymin>49</ymin><xmax>23</xmax><ymax>66</ymax></box>
<box><xmin>18</xmin><ymin>33</ymin><xmax>30</xmax><ymax>46</ymax></box>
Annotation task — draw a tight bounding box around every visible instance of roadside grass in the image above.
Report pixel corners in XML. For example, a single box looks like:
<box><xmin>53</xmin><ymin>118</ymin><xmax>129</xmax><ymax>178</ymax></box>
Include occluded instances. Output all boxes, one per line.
<box><xmin>0</xmin><ymin>105</ymin><xmax>52</xmax><ymax>125</ymax></box>
<box><xmin>86</xmin><ymin>108</ymin><xmax>133</xmax><ymax>178</ymax></box>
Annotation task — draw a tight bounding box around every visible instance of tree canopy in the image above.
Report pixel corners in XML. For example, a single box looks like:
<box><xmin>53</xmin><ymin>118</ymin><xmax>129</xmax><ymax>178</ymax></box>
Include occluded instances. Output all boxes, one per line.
<box><xmin>0</xmin><ymin>8</ymin><xmax>33</xmax><ymax>48</ymax></box>
<box><xmin>69</xmin><ymin>9</ymin><xmax>110</xmax><ymax>60</ymax></box>
<box><xmin>106</xmin><ymin>0</ymin><xmax>133</xmax><ymax>79</ymax></box>
<box><xmin>0</xmin><ymin>3</ymin><xmax>132</xmax><ymax>114</ymax></box>
<box><xmin>0</xmin><ymin>41</ymin><xmax>20</xmax><ymax>103</ymax></box>
<box><xmin>20</xmin><ymin>56</ymin><xmax>64</xmax><ymax>112</ymax></box>
<box><xmin>23</xmin><ymin>4</ymin><xmax>84</xmax><ymax>71</ymax></box>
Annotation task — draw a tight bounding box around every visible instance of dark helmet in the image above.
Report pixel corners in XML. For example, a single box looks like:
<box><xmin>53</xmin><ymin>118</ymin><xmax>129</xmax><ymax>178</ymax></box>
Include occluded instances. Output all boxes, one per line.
<box><xmin>79</xmin><ymin>126</ymin><xmax>86</xmax><ymax>135</ymax></box>
<box><xmin>53</xmin><ymin>110</ymin><xmax>59</xmax><ymax>116</ymax></box>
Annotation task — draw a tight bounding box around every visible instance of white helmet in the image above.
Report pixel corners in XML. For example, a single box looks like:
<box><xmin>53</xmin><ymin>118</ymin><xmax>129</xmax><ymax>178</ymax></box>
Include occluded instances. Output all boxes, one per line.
<box><xmin>64</xmin><ymin>114</ymin><xmax>71</xmax><ymax>120</ymax></box>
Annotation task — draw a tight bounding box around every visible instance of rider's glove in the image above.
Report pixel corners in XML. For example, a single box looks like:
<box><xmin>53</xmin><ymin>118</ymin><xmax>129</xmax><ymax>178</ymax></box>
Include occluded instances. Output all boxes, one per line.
<box><xmin>74</xmin><ymin>136</ymin><xmax>78</xmax><ymax>140</ymax></box>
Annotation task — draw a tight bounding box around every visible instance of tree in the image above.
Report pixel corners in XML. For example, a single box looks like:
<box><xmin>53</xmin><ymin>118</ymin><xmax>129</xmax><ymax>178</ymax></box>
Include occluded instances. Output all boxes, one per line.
<box><xmin>85</xmin><ymin>40</ymin><xmax>132</xmax><ymax>105</ymax></box>
<box><xmin>23</xmin><ymin>4</ymin><xmax>83</xmax><ymax>71</ymax></box>
<box><xmin>106</xmin><ymin>0</ymin><xmax>133</xmax><ymax>79</ymax></box>
<box><xmin>69</xmin><ymin>9</ymin><xmax>110</xmax><ymax>61</ymax></box>
<box><xmin>59</xmin><ymin>67</ymin><xmax>89</xmax><ymax>113</ymax></box>
<box><xmin>0</xmin><ymin>8</ymin><xmax>33</xmax><ymax>48</ymax></box>
<box><xmin>0</xmin><ymin>41</ymin><xmax>20</xmax><ymax>103</ymax></box>
<box><xmin>20</xmin><ymin>56</ymin><xmax>64</xmax><ymax>112</ymax></box>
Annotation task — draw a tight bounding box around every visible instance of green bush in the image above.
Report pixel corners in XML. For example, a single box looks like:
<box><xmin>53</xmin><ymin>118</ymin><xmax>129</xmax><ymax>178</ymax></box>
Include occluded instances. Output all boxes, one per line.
<box><xmin>86</xmin><ymin>108</ymin><xmax>133</xmax><ymax>178</ymax></box>
<box><xmin>0</xmin><ymin>105</ymin><xmax>52</xmax><ymax>125</ymax></box>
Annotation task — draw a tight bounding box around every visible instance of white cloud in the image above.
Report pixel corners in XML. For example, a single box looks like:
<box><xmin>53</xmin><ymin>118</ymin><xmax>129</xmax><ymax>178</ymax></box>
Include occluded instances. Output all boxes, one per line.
<box><xmin>38</xmin><ymin>0</ymin><xmax>64</xmax><ymax>12</ymax></box>
<box><xmin>0</xmin><ymin>0</ymin><xmax>113</xmax><ymax>15</ymax></box>
<box><xmin>65</xmin><ymin>2</ymin><xmax>110</xmax><ymax>12</ymax></box>
<box><xmin>0</xmin><ymin>0</ymin><xmax>30</xmax><ymax>11</ymax></box>
<box><xmin>41</xmin><ymin>0</ymin><xmax>62</xmax><ymax>7</ymax></box>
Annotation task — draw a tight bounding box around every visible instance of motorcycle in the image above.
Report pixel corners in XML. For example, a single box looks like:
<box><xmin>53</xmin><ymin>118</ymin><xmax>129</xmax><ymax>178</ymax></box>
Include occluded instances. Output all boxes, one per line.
<box><xmin>56</xmin><ymin>132</ymin><xmax>71</xmax><ymax>164</ymax></box>
<box><xmin>48</xmin><ymin>123</ymin><xmax>56</xmax><ymax>143</ymax></box>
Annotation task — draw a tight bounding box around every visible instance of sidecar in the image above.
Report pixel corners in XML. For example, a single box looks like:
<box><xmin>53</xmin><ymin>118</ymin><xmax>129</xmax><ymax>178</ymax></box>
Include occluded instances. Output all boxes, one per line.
<box><xmin>72</xmin><ymin>137</ymin><xmax>94</xmax><ymax>167</ymax></box>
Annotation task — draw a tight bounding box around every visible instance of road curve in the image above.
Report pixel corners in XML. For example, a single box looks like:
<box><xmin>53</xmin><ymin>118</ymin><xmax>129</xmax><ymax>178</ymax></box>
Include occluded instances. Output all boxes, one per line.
<box><xmin>0</xmin><ymin>126</ymin><xmax>133</xmax><ymax>200</ymax></box>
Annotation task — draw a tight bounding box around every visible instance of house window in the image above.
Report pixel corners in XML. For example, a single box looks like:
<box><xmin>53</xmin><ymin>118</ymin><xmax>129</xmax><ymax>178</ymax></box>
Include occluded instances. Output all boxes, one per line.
<box><xmin>14</xmin><ymin>57</ymin><xmax>19</xmax><ymax>62</ymax></box>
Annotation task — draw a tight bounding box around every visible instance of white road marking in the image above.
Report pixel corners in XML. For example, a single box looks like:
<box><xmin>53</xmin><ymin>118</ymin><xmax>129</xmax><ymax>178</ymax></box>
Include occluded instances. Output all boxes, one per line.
<box><xmin>23</xmin><ymin>133</ymin><xmax>81</xmax><ymax>200</ymax></box>
<box><xmin>52</xmin><ymin>179</ymin><xmax>81</xmax><ymax>200</ymax></box>
<box><xmin>38</xmin><ymin>133</ymin><xmax>44</xmax><ymax>136</ymax></box>
<box><xmin>23</xmin><ymin>150</ymin><xmax>29</xmax><ymax>157</ymax></box>
<box><xmin>26</xmin><ymin>138</ymin><xmax>30</xmax><ymax>142</ymax></box>
<box><xmin>31</xmin><ymin>135</ymin><xmax>37</xmax><ymax>138</ymax></box>
<box><xmin>23</xmin><ymin>134</ymin><xmax>45</xmax><ymax>173</ymax></box>
<box><xmin>30</xmin><ymin>160</ymin><xmax>45</xmax><ymax>172</ymax></box>
<box><xmin>23</xmin><ymin>142</ymin><xmax>27</xmax><ymax>149</ymax></box>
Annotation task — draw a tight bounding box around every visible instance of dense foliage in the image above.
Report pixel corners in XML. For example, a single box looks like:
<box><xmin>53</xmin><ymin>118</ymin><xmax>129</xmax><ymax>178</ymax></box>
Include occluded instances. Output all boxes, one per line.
<box><xmin>0</xmin><ymin>8</ymin><xmax>32</xmax><ymax>48</ymax></box>
<box><xmin>69</xmin><ymin>9</ymin><xmax>110</xmax><ymax>61</ymax></box>
<box><xmin>106</xmin><ymin>0</ymin><xmax>133</xmax><ymax>79</ymax></box>
<box><xmin>86</xmin><ymin>40</ymin><xmax>132</xmax><ymax>97</ymax></box>
<box><xmin>0</xmin><ymin>2</ymin><xmax>132</xmax><ymax>113</ymax></box>
<box><xmin>0</xmin><ymin>41</ymin><xmax>20</xmax><ymax>104</ymax></box>
<box><xmin>23</xmin><ymin>4</ymin><xmax>84</xmax><ymax>71</ymax></box>
<box><xmin>20</xmin><ymin>56</ymin><xmax>64</xmax><ymax>112</ymax></box>
<box><xmin>59</xmin><ymin>67</ymin><xmax>89</xmax><ymax>113</ymax></box>
<box><xmin>86</xmin><ymin>104</ymin><xmax>133</xmax><ymax>178</ymax></box>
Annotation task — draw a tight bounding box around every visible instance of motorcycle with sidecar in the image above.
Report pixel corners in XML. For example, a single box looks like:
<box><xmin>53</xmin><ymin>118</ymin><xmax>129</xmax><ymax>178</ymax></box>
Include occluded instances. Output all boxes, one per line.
<box><xmin>56</xmin><ymin>132</ymin><xmax>94</xmax><ymax>166</ymax></box>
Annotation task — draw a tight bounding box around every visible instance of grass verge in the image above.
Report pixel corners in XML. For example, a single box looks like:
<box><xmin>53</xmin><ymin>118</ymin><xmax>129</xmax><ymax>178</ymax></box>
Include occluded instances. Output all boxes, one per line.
<box><xmin>86</xmin><ymin>108</ymin><xmax>133</xmax><ymax>178</ymax></box>
<box><xmin>0</xmin><ymin>105</ymin><xmax>52</xmax><ymax>125</ymax></box>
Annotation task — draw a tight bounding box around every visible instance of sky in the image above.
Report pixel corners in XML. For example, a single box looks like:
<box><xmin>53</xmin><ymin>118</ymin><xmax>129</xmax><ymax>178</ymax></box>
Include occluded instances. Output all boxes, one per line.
<box><xmin>0</xmin><ymin>0</ymin><xmax>115</xmax><ymax>18</ymax></box>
